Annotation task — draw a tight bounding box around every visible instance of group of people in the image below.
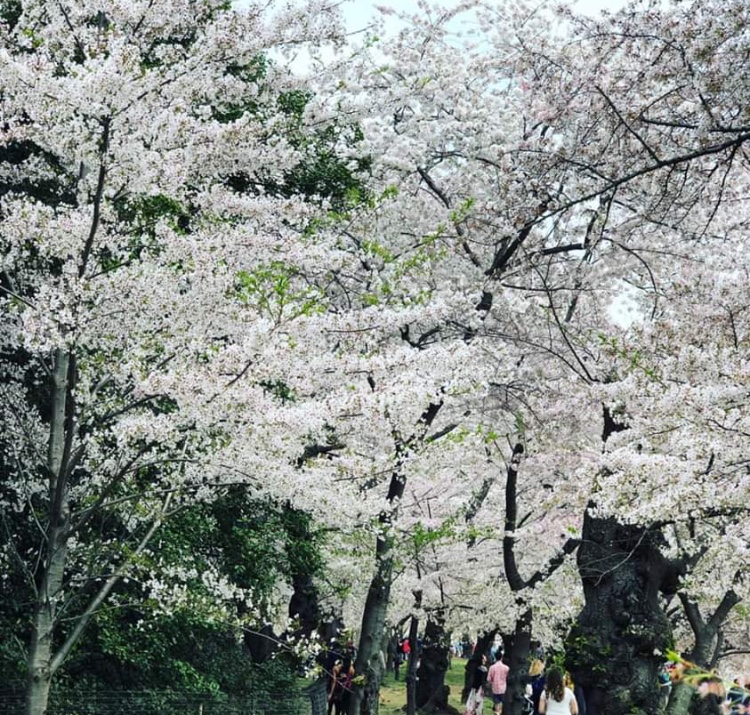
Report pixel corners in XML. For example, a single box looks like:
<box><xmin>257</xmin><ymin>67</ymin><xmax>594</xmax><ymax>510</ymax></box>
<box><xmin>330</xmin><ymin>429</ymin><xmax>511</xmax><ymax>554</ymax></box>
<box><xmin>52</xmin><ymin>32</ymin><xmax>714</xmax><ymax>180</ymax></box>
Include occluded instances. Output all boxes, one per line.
<box><xmin>464</xmin><ymin>652</ymin><xmax>578</xmax><ymax>715</ymax></box>
<box><xmin>327</xmin><ymin>655</ymin><xmax>355</xmax><ymax>715</ymax></box>
<box><xmin>671</xmin><ymin>671</ymin><xmax>750</xmax><ymax>715</ymax></box>
<box><xmin>726</xmin><ymin>679</ymin><xmax>750</xmax><ymax>713</ymax></box>
<box><xmin>659</xmin><ymin>658</ymin><xmax>750</xmax><ymax>714</ymax></box>
<box><xmin>320</xmin><ymin>641</ymin><xmax>358</xmax><ymax>715</ymax></box>
<box><xmin>464</xmin><ymin>650</ymin><xmax>750</xmax><ymax>715</ymax></box>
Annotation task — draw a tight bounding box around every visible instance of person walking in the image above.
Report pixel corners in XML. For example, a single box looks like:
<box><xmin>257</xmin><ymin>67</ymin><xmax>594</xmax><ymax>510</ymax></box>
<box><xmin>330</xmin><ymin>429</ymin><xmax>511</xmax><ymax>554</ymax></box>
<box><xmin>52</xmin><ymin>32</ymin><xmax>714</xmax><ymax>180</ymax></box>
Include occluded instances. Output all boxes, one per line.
<box><xmin>464</xmin><ymin>654</ymin><xmax>489</xmax><ymax>715</ymax></box>
<box><xmin>487</xmin><ymin>650</ymin><xmax>510</xmax><ymax>714</ymax></box>
<box><xmin>388</xmin><ymin>637</ymin><xmax>400</xmax><ymax>681</ymax></box>
<box><xmin>527</xmin><ymin>659</ymin><xmax>546</xmax><ymax>715</ymax></box>
<box><xmin>539</xmin><ymin>667</ymin><xmax>578</xmax><ymax>715</ymax></box>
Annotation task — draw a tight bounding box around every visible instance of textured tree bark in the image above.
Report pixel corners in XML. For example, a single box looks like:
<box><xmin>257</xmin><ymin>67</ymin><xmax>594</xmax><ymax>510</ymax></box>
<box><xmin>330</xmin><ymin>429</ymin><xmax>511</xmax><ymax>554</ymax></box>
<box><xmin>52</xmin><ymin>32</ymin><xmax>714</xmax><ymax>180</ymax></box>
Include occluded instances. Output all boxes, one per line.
<box><xmin>405</xmin><ymin>612</ymin><xmax>420</xmax><ymax>715</ymax></box>
<box><xmin>349</xmin><ymin>531</ymin><xmax>393</xmax><ymax>715</ymax></box>
<box><xmin>665</xmin><ymin>681</ymin><xmax>694</xmax><ymax>715</ymax></box>
<box><xmin>499</xmin><ymin>441</ymin><xmax>578</xmax><ymax>715</ymax></box>
<box><xmin>350</xmin><ymin>400</ymin><xmax>443</xmax><ymax>715</ymax></box>
<box><xmin>500</xmin><ymin>442</ymin><xmax>531</xmax><ymax>715</ymax></box>
<box><xmin>416</xmin><ymin>612</ymin><xmax>456</xmax><ymax>714</ymax></box>
<box><xmin>26</xmin><ymin>349</ymin><xmax>71</xmax><ymax>715</ymax></box>
<box><xmin>502</xmin><ymin>613</ymin><xmax>532</xmax><ymax>715</ymax></box>
<box><xmin>568</xmin><ymin>509</ymin><xmax>674</xmax><ymax>715</ymax></box>
<box><xmin>680</xmin><ymin>587</ymin><xmax>740</xmax><ymax>669</ymax></box>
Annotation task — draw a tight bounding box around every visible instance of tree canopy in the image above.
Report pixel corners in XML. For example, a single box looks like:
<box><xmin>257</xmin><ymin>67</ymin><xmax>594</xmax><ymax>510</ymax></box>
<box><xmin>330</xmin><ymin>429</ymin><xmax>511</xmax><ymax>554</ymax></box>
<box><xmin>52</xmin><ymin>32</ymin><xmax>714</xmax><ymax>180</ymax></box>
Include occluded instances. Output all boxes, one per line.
<box><xmin>2</xmin><ymin>1</ymin><xmax>750</xmax><ymax>714</ymax></box>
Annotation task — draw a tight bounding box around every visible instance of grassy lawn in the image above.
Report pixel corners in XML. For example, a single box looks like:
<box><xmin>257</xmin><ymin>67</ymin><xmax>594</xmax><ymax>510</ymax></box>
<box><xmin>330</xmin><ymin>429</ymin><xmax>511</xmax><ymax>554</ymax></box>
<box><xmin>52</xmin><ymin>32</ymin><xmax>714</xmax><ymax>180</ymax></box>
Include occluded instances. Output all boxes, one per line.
<box><xmin>377</xmin><ymin>658</ymin><xmax>492</xmax><ymax>715</ymax></box>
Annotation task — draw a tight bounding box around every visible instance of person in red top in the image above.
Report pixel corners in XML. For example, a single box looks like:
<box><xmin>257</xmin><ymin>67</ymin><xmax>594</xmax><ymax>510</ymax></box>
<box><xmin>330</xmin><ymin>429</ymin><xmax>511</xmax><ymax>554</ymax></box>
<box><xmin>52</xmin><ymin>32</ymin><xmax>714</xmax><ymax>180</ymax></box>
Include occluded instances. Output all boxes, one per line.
<box><xmin>401</xmin><ymin>637</ymin><xmax>411</xmax><ymax>658</ymax></box>
<box><xmin>486</xmin><ymin>651</ymin><xmax>510</xmax><ymax>714</ymax></box>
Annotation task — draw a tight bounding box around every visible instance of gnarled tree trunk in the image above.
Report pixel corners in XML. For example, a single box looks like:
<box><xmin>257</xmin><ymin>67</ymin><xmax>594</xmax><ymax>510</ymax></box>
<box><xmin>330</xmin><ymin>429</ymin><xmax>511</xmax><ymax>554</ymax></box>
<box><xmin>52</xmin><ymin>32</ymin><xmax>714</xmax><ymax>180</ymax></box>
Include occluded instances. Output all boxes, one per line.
<box><xmin>568</xmin><ymin>509</ymin><xmax>676</xmax><ymax>715</ymax></box>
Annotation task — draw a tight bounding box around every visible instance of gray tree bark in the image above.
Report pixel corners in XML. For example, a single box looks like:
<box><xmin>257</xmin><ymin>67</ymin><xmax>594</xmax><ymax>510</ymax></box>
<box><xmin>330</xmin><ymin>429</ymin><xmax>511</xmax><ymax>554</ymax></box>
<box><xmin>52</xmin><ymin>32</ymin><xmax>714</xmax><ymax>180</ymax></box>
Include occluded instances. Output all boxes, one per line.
<box><xmin>26</xmin><ymin>349</ymin><xmax>71</xmax><ymax>715</ymax></box>
<box><xmin>499</xmin><ymin>442</ymin><xmax>578</xmax><ymax>715</ymax></box>
<box><xmin>349</xmin><ymin>400</ymin><xmax>443</xmax><ymax>715</ymax></box>
<box><xmin>349</xmin><ymin>527</ymin><xmax>394</xmax><ymax>715</ymax></box>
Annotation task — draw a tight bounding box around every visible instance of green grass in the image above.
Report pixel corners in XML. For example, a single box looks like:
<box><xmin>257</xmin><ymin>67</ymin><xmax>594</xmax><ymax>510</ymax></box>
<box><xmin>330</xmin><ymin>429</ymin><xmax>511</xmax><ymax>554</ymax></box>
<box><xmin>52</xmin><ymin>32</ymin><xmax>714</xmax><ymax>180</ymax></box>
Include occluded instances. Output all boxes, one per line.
<box><xmin>377</xmin><ymin>658</ymin><xmax>493</xmax><ymax>715</ymax></box>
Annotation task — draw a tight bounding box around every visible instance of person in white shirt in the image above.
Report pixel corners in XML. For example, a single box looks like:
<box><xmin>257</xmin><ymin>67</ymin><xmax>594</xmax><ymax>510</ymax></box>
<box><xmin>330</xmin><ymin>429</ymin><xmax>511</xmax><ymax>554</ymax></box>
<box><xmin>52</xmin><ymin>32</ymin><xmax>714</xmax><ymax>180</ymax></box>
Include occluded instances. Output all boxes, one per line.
<box><xmin>539</xmin><ymin>667</ymin><xmax>578</xmax><ymax>715</ymax></box>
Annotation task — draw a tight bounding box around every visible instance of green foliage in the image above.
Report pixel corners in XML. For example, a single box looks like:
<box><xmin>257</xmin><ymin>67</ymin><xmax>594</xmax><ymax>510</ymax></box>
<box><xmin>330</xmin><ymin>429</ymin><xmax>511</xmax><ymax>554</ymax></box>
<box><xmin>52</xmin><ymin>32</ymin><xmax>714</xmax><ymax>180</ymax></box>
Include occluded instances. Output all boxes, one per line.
<box><xmin>0</xmin><ymin>489</ymin><xmax>326</xmax><ymax>698</ymax></box>
<box><xmin>409</xmin><ymin>518</ymin><xmax>457</xmax><ymax>550</ymax></box>
<box><xmin>0</xmin><ymin>0</ymin><xmax>22</xmax><ymax>29</ymax></box>
<box><xmin>100</xmin><ymin>193</ymin><xmax>190</xmax><ymax>271</ymax></box>
<box><xmin>61</xmin><ymin>602</ymin><xmax>300</xmax><ymax>696</ymax></box>
<box><xmin>278</xmin><ymin>88</ymin><xmax>313</xmax><ymax>118</ymax></box>
<box><xmin>449</xmin><ymin>197</ymin><xmax>476</xmax><ymax>224</ymax></box>
<box><xmin>213</xmin><ymin>56</ymin><xmax>269</xmax><ymax>121</ymax></box>
<box><xmin>280</xmin><ymin>507</ymin><xmax>324</xmax><ymax>580</ymax></box>
<box><xmin>137</xmin><ymin>491</ymin><xmax>324</xmax><ymax>615</ymax></box>
<box><xmin>233</xmin><ymin>261</ymin><xmax>327</xmax><ymax>321</ymax></box>
<box><xmin>259</xmin><ymin>379</ymin><xmax>297</xmax><ymax>402</ymax></box>
<box><xmin>563</xmin><ymin>628</ymin><xmax>612</xmax><ymax>677</ymax></box>
<box><xmin>46</xmin><ymin>656</ymin><xmax>304</xmax><ymax>715</ymax></box>
<box><xmin>214</xmin><ymin>56</ymin><xmax>372</xmax><ymax>213</ymax></box>
<box><xmin>597</xmin><ymin>332</ymin><xmax>660</xmax><ymax>381</ymax></box>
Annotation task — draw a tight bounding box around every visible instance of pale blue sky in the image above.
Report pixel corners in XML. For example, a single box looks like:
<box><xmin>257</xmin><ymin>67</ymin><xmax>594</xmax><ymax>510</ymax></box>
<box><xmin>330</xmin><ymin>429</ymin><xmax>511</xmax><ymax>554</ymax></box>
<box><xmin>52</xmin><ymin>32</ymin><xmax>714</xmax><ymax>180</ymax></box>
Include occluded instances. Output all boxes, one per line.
<box><xmin>339</xmin><ymin>0</ymin><xmax>628</xmax><ymax>36</ymax></box>
<box><xmin>230</xmin><ymin>0</ymin><xmax>631</xmax><ymax>74</ymax></box>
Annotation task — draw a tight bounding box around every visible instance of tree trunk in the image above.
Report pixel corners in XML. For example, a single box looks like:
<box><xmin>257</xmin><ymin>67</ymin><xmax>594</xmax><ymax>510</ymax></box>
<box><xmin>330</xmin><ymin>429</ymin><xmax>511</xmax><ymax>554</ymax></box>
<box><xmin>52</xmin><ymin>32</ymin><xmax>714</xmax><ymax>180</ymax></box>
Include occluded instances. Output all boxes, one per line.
<box><xmin>497</xmin><ymin>440</ymin><xmax>578</xmax><ymax>715</ymax></box>
<box><xmin>289</xmin><ymin>573</ymin><xmax>321</xmax><ymax>638</ymax></box>
<box><xmin>660</xmin><ymin>587</ymin><xmax>741</xmax><ymax>715</ymax></box>
<box><xmin>502</xmin><ymin>613</ymin><xmax>532</xmax><ymax>715</ymax></box>
<box><xmin>499</xmin><ymin>443</ymin><xmax>531</xmax><ymax>715</ymax></box>
<box><xmin>27</xmin><ymin>520</ymin><xmax>69</xmax><ymax>715</ymax></box>
<box><xmin>350</xmin><ymin>400</ymin><xmax>443</xmax><ymax>715</ymax></box>
<box><xmin>286</xmin><ymin>508</ymin><xmax>323</xmax><ymax>639</ymax></box>
<box><xmin>244</xmin><ymin>623</ymin><xmax>278</xmax><ymax>663</ymax></box>
<box><xmin>416</xmin><ymin>612</ymin><xmax>455</xmax><ymax>713</ymax></box>
<box><xmin>26</xmin><ymin>528</ymin><xmax>67</xmax><ymax>715</ymax></box>
<box><xmin>350</xmin><ymin>535</ymin><xmax>392</xmax><ymax>715</ymax></box>
<box><xmin>405</xmin><ymin>614</ymin><xmax>419</xmax><ymax>715</ymax></box>
<box><xmin>26</xmin><ymin>349</ymin><xmax>72</xmax><ymax>715</ymax></box>
<box><xmin>463</xmin><ymin>631</ymin><xmax>494</xmax><ymax>702</ymax></box>
<box><xmin>665</xmin><ymin>681</ymin><xmax>694</xmax><ymax>715</ymax></box>
<box><xmin>679</xmin><ymin>588</ymin><xmax>740</xmax><ymax>669</ymax></box>
<box><xmin>568</xmin><ymin>508</ymin><xmax>674</xmax><ymax>715</ymax></box>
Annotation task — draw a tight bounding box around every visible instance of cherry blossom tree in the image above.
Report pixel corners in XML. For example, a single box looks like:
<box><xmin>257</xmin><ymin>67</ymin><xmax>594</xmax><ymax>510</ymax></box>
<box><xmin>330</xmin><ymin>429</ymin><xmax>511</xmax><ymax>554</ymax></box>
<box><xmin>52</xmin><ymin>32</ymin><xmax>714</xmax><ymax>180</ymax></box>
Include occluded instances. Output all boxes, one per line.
<box><xmin>6</xmin><ymin>2</ymin><xmax>750</xmax><ymax>715</ymax></box>
<box><xmin>310</xmin><ymin>0</ymin><xmax>750</xmax><ymax>712</ymax></box>
<box><xmin>0</xmin><ymin>1</ymin><xmax>356</xmax><ymax>713</ymax></box>
<box><xmin>509</xmin><ymin>0</ymin><xmax>750</xmax><ymax>711</ymax></box>
<box><xmin>300</xmin><ymin>4</ymin><xmax>619</xmax><ymax>712</ymax></box>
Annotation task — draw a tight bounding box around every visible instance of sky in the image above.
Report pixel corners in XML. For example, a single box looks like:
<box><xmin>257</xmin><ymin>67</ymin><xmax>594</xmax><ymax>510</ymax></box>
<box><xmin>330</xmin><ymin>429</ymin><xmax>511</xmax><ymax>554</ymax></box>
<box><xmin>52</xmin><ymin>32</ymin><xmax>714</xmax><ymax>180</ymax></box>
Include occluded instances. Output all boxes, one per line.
<box><xmin>339</xmin><ymin>0</ymin><xmax>629</xmax><ymax>36</ymax></box>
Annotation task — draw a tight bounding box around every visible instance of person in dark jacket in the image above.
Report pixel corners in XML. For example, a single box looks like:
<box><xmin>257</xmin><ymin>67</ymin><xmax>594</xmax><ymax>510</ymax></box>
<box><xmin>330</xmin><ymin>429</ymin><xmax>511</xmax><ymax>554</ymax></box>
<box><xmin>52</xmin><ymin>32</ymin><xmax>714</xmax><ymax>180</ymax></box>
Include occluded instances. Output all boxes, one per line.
<box><xmin>464</xmin><ymin>655</ymin><xmax>488</xmax><ymax>715</ymax></box>
<box><xmin>528</xmin><ymin>659</ymin><xmax>546</xmax><ymax>715</ymax></box>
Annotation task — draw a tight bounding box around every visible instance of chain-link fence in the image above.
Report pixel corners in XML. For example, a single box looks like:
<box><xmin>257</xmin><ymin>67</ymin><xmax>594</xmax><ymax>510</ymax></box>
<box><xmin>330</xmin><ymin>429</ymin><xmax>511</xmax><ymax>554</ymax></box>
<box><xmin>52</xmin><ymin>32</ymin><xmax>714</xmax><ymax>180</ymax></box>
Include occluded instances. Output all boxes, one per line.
<box><xmin>0</xmin><ymin>681</ymin><xmax>326</xmax><ymax>715</ymax></box>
